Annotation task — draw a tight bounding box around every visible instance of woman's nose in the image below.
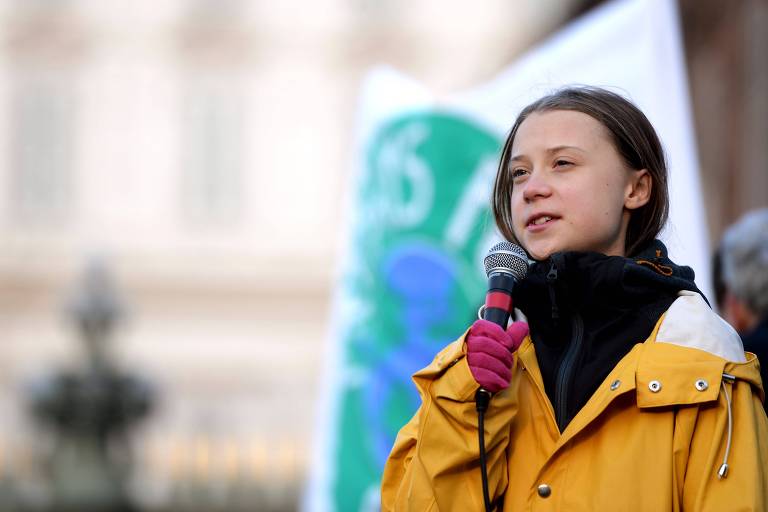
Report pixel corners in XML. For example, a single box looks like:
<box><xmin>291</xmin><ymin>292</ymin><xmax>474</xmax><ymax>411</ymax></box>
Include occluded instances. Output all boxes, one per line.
<box><xmin>522</xmin><ymin>171</ymin><xmax>552</xmax><ymax>202</ymax></box>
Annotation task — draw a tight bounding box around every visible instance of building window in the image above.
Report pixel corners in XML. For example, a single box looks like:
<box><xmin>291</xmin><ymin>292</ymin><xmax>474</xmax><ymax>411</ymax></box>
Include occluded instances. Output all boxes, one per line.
<box><xmin>180</xmin><ymin>76</ymin><xmax>244</xmax><ymax>225</ymax></box>
<box><xmin>10</xmin><ymin>72</ymin><xmax>74</xmax><ymax>224</ymax></box>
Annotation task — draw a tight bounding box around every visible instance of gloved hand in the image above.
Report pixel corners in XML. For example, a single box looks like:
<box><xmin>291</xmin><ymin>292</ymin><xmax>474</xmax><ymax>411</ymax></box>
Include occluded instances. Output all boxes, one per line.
<box><xmin>466</xmin><ymin>319</ymin><xmax>529</xmax><ymax>393</ymax></box>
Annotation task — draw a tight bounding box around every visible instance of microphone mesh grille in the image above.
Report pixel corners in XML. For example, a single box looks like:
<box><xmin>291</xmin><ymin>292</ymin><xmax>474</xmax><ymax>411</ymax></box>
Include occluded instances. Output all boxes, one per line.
<box><xmin>483</xmin><ymin>241</ymin><xmax>529</xmax><ymax>280</ymax></box>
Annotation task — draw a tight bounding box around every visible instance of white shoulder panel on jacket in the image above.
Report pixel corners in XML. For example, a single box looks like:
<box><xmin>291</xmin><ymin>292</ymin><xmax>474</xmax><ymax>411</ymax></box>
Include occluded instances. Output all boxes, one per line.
<box><xmin>655</xmin><ymin>290</ymin><xmax>746</xmax><ymax>362</ymax></box>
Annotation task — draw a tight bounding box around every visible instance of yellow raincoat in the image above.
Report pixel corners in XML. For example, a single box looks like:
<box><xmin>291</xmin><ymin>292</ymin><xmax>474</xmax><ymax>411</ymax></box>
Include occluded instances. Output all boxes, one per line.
<box><xmin>382</xmin><ymin>293</ymin><xmax>768</xmax><ymax>511</ymax></box>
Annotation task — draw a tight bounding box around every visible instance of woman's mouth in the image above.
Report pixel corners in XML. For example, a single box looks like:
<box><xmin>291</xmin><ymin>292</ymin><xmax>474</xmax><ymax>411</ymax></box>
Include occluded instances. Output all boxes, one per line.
<box><xmin>526</xmin><ymin>214</ymin><xmax>559</xmax><ymax>231</ymax></box>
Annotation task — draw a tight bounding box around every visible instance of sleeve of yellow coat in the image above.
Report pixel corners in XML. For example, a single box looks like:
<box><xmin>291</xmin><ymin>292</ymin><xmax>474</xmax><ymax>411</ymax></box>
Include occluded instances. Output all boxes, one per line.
<box><xmin>380</xmin><ymin>331</ymin><xmax>519</xmax><ymax>511</ymax></box>
<box><xmin>678</xmin><ymin>361</ymin><xmax>768</xmax><ymax>511</ymax></box>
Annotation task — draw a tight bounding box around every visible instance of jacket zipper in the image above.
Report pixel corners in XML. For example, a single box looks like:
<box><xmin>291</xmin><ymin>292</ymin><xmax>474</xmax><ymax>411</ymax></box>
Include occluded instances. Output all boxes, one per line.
<box><xmin>546</xmin><ymin>259</ymin><xmax>560</xmax><ymax>322</ymax></box>
<box><xmin>554</xmin><ymin>313</ymin><xmax>584</xmax><ymax>433</ymax></box>
<box><xmin>546</xmin><ymin>254</ymin><xmax>583</xmax><ymax>433</ymax></box>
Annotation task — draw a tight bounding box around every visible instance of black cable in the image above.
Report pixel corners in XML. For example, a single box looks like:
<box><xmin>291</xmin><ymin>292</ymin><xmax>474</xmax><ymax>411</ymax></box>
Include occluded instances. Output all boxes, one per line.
<box><xmin>475</xmin><ymin>388</ymin><xmax>493</xmax><ymax>512</ymax></box>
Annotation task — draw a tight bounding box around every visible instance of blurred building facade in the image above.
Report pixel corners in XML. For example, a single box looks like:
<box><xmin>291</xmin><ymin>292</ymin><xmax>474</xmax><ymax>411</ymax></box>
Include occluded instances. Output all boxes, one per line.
<box><xmin>0</xmin><ymin>0</ymin><xmax>764</xmax><ymax>510</ymax></box>
<box><xmin>678</xmin><ymin>0</ymin><xmax>768</xmax><ymax>238</ymax></box>
<box><xmin>0</xmin><ymin>1</ymin><xmax>576</xmax><ymax>510</ymax></box>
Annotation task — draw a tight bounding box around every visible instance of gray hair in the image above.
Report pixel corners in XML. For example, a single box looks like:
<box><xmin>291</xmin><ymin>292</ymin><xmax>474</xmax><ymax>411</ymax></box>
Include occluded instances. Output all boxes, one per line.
<box><xmin>720</xmin><ymin>208</ymin><xmax>768</xmax><ymax>318</ymax></box>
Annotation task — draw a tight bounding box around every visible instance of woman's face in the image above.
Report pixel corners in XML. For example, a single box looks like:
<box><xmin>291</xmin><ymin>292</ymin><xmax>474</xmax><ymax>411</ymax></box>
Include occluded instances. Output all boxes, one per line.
<box><xmin>509</xmin><ymin>109</ymin><xmax>650</xmax><ymax>261</ymax></box>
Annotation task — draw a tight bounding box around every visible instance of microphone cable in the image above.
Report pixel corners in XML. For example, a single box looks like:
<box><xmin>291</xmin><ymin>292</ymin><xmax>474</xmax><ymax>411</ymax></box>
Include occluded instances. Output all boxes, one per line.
<box><xmin>476</xmin><ymin>388</ymin><xmax>494</xmax><ymax>512</ymax></box>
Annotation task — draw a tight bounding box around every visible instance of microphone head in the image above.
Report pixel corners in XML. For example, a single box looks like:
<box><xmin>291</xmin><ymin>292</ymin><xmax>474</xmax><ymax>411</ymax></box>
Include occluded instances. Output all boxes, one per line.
<box><xmin>483</xmin><ymin>241</ymin><xmax>529</xmax><ymax>280</ymax></box>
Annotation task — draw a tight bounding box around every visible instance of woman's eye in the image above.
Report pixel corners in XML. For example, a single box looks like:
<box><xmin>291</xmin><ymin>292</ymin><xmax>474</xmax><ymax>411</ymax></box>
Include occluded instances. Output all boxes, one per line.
<box><xmin>554</xmin><ymin>159</ymin><xmax>572</xmax><ymax>167</ymax></box>
<box><xmin>511</xmin><ymin>168</ymin><xmax>529</xmax><ymax>179</ymax></box>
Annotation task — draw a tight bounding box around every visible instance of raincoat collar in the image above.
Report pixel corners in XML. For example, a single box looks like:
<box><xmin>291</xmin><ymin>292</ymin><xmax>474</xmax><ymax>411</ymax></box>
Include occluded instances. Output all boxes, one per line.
<box><xmin>515</xmin><ymin>314</ymin><xmax>763</xmax><ymax>449</ymax></box>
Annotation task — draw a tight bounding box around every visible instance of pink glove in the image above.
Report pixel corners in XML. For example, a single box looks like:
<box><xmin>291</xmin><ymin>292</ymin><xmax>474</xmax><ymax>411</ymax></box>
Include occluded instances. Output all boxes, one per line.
<box><xmin>466</xmin><ymin>319</ymin><xmax>529</xmax><ymax>393</ymax></box>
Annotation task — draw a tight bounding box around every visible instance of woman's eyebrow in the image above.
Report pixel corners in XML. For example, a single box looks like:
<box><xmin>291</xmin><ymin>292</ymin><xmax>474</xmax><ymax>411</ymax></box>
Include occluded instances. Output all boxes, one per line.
<box><xmin>510</xmin><ymin>145</ymin><xmax>585</xmax><ymax>163</ymax></box>
<box><xmin>546</xmin><ymin>145</ymin><xmax>585</xmax><ymax>155</ymax></box>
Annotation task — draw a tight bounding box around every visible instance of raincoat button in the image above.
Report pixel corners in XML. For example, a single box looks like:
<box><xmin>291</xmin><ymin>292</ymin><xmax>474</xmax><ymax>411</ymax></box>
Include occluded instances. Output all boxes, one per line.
<box><xmin>610</xmin><ymin>379</ymin><xmax>621</xmax><ymax>391</ymax></box>
<box><xmin>695</xmin><ymin>379</ymin><xmax>709</xmax><ymax>391</ymax></box>
<box><xmin>537</xmin><ymin>484</ymin><xmax>551</xmax><ymax>498</ymax></box>
<box><xmin>648</xmin><ymin>380</ymin><xmax>662</xmax><ymax>393</ymax></box>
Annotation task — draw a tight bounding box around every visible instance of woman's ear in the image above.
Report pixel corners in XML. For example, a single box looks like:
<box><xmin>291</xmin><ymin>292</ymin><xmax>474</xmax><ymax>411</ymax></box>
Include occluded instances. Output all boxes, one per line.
<box><xmin>624</xmin><ymin>169</ymin><xmax>652</xmax><ymax>210</ymax></box>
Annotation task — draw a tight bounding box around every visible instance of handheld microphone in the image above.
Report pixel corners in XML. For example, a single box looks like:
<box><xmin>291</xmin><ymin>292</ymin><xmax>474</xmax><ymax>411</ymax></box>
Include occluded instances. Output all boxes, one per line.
<box><xmin>476</xmin><ymin>241</ymin><xmax>528</xmax><ymax>512</ymax></box>
<box><xmin>481</xmin><ymin>241</ymin><xmax>529</xmax><ymax>328</ymax></box>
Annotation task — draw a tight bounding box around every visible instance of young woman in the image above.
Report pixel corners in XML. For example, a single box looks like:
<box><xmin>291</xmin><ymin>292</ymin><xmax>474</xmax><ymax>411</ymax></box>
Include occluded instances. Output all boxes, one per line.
<box><xmin>381</xmin><ymin>86</ymin><xmax>768</xmax><ymax>511</ymax></box>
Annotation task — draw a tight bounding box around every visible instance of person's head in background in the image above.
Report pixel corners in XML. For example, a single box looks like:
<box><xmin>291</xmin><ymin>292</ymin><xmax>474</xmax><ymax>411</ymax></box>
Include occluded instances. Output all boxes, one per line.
<box><xmin>718</xmin><ymin>208</ymin><xmax>768</xmax><ymax>334</ymax></box>
<box><xmin>492</xmin><ymin>86</ymin><xmax>668</xmax><ymax>261</ymax></box>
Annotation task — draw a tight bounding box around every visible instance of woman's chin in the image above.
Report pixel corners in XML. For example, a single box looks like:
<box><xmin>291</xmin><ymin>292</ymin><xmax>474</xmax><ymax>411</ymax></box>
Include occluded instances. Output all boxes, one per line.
<box><xmin>525</xmin><ymin>246</ymin><xmax>557</xmax><ymax>262</ymax></box>
<box><xmin>516</xmin><ymin>236</ymin><xmax>566</xmax><ymax>261</ymax></box>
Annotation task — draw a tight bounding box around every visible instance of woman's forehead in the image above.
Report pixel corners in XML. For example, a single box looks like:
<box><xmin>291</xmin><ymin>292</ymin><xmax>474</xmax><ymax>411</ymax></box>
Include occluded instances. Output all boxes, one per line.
<box><xmin>512</xmin><ymin>110</ymin><xmax>612</xmax><ymax>155</ymax></box>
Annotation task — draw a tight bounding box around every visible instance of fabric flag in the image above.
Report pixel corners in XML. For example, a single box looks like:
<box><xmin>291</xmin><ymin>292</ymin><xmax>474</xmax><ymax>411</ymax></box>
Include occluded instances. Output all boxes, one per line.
<box><xmin>304</xmin><ymin>0</ymin><xmax>707</xmax><ymax>510</ymax></box>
